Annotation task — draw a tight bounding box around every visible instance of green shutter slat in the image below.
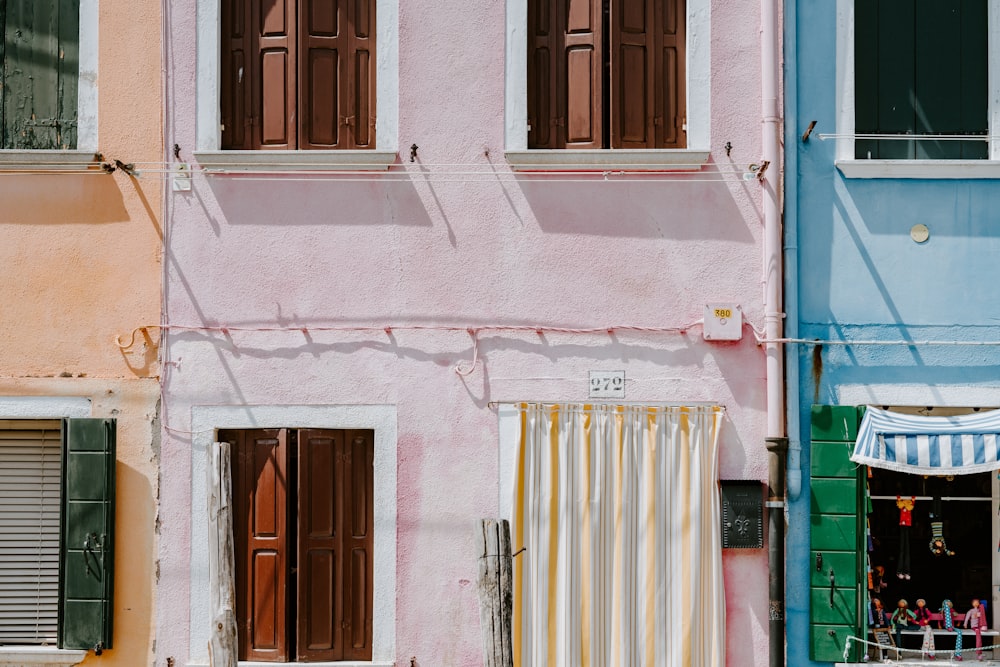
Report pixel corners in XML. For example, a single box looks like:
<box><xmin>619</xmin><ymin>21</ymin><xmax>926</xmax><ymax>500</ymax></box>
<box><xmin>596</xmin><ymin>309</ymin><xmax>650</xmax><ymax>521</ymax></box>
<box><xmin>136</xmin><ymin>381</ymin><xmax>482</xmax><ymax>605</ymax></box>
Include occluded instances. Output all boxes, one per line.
<box><xmin>59</xmin><ymin>418</ymin><xmax>114</xmax><ymax>652</ymax></box>
<box><xmin>809</xmin><ymin>405</ymin><xmax>863</xmax><ymax>662</ymax></box>
<box><xmin>2</xmin><ymin>0</ymin><xmax>79</xmax><ymax>149</ymax></box>
<box><xmin>853</xmin><ymin>0</ymin><xmax>878</xmax><ymax>159</ymax></box>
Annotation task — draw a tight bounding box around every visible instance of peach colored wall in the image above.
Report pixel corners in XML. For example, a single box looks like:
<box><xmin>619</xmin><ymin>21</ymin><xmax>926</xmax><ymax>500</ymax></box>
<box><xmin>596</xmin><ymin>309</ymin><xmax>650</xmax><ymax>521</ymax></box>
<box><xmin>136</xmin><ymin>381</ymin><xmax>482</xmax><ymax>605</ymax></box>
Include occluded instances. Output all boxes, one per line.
<box><xmin>157</xmin><ymin>0</ymin><xmax>771</xmax><ymax>665</ymax></box>
<box><xmin>0</xmin><ymin>1</ymin><xmax>162</xmax><ymax>665</ymax></box>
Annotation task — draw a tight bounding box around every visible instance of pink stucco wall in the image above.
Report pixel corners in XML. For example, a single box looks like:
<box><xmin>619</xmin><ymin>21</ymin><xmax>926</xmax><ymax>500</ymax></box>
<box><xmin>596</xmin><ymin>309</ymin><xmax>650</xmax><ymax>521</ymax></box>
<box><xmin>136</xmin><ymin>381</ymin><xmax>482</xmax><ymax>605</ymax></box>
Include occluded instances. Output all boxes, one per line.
<box><xmin>158</xmin><ymin>0</ymin><xmax>770</xmax><ymax>664</ymax></box>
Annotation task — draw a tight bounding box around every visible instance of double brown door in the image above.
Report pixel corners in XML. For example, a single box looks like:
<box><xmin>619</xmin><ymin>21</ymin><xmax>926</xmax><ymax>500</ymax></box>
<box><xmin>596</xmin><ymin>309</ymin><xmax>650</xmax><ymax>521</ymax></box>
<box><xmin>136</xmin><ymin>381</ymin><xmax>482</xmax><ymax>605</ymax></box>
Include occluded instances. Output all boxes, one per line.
<box><xmin>222</xmin><ymin>428</ymin><xmax>374</xmax><ymax>662</ymax></box>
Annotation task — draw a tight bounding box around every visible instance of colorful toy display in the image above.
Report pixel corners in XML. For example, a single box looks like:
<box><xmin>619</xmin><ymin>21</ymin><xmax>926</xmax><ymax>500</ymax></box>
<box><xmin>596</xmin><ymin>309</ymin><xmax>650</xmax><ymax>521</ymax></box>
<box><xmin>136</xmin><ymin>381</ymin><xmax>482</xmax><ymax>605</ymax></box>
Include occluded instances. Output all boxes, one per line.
<box><xmin>897</xmin><ymin>496</ymin><xmax>915</xmax><ymax>579</ymax></box>
<box><xmin>914</xmin><ymin>598</ymin><xmax>935</xmax><ymax>660</ymax></box>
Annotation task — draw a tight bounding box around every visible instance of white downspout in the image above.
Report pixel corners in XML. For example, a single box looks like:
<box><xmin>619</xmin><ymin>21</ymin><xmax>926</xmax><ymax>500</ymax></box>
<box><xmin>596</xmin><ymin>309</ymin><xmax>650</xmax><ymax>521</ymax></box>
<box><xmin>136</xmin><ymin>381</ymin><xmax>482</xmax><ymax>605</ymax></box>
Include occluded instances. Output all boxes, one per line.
<box><xmin>762</xmin><ymin>0</ymin><xmax>787</xmax><ymax>666</ymax></box>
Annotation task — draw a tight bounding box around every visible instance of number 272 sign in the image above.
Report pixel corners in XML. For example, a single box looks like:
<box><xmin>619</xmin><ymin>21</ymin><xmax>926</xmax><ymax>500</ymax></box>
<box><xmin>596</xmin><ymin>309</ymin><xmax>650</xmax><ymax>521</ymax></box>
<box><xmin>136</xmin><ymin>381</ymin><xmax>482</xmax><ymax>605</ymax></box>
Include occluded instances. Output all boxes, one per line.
<box><xmin>589</xmin><ymin>371</ymin><xmax>626</xmax><ymax>398</ymax></box>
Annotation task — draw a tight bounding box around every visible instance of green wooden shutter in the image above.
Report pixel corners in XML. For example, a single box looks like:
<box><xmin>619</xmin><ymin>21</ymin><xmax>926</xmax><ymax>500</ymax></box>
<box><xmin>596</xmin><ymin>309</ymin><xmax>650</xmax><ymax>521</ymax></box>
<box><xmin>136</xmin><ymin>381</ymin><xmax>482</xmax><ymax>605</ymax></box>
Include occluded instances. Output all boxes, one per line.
<box><xmin>1</xmin><ymin>0</ymin><xmax>80</xmax><ymax>149</ymax></box>
<box><xmin>855</xmin><ymin>0</ymin><xmax>987</xmax><ymax>159</ymax></box>
<box><xmin>809</xmin><ymin>405</ymin><xmax>864</xmax><ymax>663</ymax></box>
<box><xmin>59</xmin><ymin>418</ymin><xmax>115</xmax><ymax>652</ymax></box>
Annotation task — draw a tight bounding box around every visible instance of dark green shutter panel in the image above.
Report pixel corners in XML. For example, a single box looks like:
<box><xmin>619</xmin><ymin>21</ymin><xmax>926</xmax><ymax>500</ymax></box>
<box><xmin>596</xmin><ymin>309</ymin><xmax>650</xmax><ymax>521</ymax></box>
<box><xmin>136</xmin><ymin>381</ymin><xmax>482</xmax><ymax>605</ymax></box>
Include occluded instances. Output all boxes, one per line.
<box><xmin>809</xmin><ymin>405</ymin><xmax>863</xmax><ymax>662</ymax></box>
<box><xmin>1</xmin><ymin>0</ymin><xmax>80</xmax><ymax>149</ymax></box>
<box><xmin>855</xmin><ymin>0</ymin><xmax>987</xmax><ymax>159</ymax></box>
<box><xmin>59</xmin><ymin>418</ymin><xmax>115</xmax><ymax>652</ymax></box>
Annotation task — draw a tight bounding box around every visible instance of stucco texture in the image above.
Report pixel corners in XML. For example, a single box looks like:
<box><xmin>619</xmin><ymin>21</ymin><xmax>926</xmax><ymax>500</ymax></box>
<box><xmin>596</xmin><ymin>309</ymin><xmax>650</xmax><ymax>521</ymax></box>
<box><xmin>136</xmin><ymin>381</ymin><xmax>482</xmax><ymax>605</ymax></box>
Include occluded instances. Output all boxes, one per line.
<box><xmin>0</xmin><ymin>0</ymin><xmax>163</xmax><ymax>665</ymax></box>
<box><xmin>158</xmin><ymin>0</ymin><xmax>772</xmax><ymax>665</ymax></box>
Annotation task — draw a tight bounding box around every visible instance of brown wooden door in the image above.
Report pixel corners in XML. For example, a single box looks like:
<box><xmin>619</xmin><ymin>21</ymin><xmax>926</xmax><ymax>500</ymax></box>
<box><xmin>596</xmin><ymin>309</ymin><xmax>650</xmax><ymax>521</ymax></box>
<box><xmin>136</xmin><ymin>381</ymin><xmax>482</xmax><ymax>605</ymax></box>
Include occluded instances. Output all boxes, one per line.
<box><xmin>227</xmin><ymin>428</ymin><xmax>290</xmax><ymax>662</ymax></box>
<box><xmin>341</xmin><ymin>430</ymin><xmax>374</xmax><ymax>660</ymax></box>
<box><xmin>296</xmin><ymin>429</ymin><xmax>373</xmax><ymax>661</ymax></box>
<box><xmin>221</xmin><ymin>0</ymin><xmax>251</xmax><ymax>149</ymax></box>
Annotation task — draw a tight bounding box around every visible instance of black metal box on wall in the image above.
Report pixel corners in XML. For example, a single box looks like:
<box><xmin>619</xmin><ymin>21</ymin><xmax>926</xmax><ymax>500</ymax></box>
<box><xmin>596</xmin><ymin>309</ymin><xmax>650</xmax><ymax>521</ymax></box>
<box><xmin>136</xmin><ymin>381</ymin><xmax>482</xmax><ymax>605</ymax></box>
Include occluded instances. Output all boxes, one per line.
<box><xmin>720</xmin><ymin>481</ymin><xmax>763</xmax><ymax>548</ymax></box>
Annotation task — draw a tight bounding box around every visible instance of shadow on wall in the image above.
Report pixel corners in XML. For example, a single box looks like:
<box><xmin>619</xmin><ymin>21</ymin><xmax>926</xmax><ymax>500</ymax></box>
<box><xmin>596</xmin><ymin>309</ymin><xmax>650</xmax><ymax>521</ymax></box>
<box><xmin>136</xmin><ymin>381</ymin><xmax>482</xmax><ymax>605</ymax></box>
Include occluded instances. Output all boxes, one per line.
<box><xmin>203</xmin><ymin>177</ymin><xmax>435</xmax><ymax>228</ymax></box>
<box><xmin>199</xmin><ymin>166</ymin><xmax>756</xmax><ymax>242</ymax></box>
<box><xmin>0</xmin><ymin>175</ymin><xmax>129</xmax><ymax>224</ymax></box>
<box><xmin>515</xmin><ymin>177</ymin><xmax>758</xmax><ymax>241</ymax></box>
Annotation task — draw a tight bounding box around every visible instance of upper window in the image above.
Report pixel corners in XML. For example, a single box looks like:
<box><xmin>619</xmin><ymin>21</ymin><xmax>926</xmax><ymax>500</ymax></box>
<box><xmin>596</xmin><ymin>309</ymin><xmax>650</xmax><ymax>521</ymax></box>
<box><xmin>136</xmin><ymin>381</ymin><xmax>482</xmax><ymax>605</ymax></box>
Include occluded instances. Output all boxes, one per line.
<box><xmin>0</xmin><ymin>418</ymin><xmax>115</xmax><ymax>652</ymax></box>
<box><xmin>0</xmin><ymin>1</ymin><xmax>80</xmax><ymax>150</ymax></box>
<box><xmin>220</xmin><ymin>0</ymin><xmax>375</xmax><ymax>150</ymax></box>
<box><xmin>220</xmin><ymin>427</ymin><xmax>374</xmax><ymax>662</ymax></box>
<box><xmin>854</xmin><ymin>0</ymin><xmax>987</xmax><ymax>160</ymax></box>
<box><xmin>527</xmin><ymin>0</ymin><xmax>686</xmax><ymax>149</ymax></box>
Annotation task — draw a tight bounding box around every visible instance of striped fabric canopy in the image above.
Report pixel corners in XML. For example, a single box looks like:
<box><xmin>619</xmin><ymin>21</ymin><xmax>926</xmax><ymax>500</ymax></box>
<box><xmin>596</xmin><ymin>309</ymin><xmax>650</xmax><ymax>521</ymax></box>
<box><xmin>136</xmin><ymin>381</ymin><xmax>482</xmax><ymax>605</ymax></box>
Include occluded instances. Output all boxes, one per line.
<box><xmin>851</xmin><ymin>406</ymin><xmax>1000</xmax><ymax>474</ymax></box>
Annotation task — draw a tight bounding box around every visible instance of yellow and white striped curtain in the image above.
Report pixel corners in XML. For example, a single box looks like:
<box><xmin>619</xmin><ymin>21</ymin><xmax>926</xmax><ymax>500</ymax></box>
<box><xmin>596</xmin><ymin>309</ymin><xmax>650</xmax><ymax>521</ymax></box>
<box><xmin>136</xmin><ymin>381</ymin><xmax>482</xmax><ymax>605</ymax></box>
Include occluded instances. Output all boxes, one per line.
<box><xmin>511</xmin><ymin>404</ymin><xmax>725</xmax><ymax>667</ymax></box>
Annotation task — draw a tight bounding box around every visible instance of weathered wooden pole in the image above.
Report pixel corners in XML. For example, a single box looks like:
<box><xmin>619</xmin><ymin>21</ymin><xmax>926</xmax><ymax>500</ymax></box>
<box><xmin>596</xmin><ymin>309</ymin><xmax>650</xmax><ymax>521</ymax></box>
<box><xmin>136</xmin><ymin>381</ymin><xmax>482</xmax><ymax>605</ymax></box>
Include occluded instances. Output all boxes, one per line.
<box><xmin>208</xmin><ymin>442</ymin><xmax>238</xmax><ymax>667</ymax></box>
<box><xmin>476</xmin><ymin>519</ymin><xmax>513</xmax><ymax>667</ymax></box>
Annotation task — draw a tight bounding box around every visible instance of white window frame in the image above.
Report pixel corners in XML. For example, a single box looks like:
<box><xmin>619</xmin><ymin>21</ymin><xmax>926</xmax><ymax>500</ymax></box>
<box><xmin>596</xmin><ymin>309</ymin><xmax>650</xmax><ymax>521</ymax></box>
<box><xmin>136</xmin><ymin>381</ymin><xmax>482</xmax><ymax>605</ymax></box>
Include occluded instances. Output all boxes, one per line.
<box><xmin>503</xmin><ymin>0</ymin><xmax>711</xmax><ymax>171</ymax></box>
<box><xmin>0</xmin><ymin>397</ymin><xmax>91</xmax><ymax>667</ymax></box>
<box><xmin>187</xmin><ymin>405</ymin><xmax>397</xmax><ymax>667</ymax></box>
<box><xmin>835</xmin><ymin>0</ymin><xmax>1000</xmax><ymax>179</ymax></box>
<box><xmin>0</xmin><ymin>0</ymin><xmax>98</xmax><ymax>169</ymax></box>
<box><xmin>193</xmin><ymin>0</ymin><xmax>399</xmax><ymax>172</ymax></box>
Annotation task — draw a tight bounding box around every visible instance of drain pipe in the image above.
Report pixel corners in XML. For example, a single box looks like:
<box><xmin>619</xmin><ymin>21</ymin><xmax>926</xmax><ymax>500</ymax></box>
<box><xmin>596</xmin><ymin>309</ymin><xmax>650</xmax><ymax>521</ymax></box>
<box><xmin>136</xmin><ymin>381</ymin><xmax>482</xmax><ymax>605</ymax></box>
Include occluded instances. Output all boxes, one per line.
<box><xmin>761</xmin><ymin>0</ymin><xmax>786</xmax><ymax>665</ymax></box>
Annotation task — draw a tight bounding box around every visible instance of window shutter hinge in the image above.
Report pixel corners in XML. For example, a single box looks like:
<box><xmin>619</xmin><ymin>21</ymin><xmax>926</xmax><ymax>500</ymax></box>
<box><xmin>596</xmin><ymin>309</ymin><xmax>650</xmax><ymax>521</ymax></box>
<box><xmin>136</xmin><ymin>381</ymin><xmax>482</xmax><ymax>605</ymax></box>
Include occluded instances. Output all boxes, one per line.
<box><xmin>553</xmin><ymin>117</ymin><xmax>566</xmax><ymax>127</ymax></box>
<box><xmin>653</xmin><ymin>116</ymin><xmax>663</xmax><ymax>126</ymax></box>
<box><xmin>341</xmin><ymin>115</ymin><xmax>356</xmax><ymax>127</ymax></box>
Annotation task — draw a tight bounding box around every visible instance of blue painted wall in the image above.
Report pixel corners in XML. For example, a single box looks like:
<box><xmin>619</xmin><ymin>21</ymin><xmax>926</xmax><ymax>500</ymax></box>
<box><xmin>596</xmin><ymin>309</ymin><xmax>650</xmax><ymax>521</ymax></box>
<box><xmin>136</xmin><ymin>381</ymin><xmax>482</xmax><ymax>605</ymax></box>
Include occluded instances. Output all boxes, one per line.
<box><xmin>785</xmin><ymin>1</ymin><xmax>1000</xmax><ymax>664</ymax></box>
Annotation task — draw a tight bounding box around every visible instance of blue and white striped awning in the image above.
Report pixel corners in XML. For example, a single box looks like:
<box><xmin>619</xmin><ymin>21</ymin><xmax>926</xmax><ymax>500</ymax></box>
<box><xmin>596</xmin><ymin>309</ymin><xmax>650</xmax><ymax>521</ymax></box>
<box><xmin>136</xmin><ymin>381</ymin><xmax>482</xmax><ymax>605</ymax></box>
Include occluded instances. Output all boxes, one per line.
<box><xmin>851</xmin><ymin>406</ymin><xmax>1000</xmax><ymax>475</ymax></box>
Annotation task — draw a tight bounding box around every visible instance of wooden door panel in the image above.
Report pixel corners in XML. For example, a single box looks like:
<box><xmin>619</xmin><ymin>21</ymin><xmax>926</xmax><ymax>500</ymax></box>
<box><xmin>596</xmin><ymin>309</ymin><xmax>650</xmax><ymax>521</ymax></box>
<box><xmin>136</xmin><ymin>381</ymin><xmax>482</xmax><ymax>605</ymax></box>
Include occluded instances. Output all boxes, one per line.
<box><xmin>297</xmin><ymin>429</ymin><xmax>341</xmax><ymax>660</ymax></box>
<box><xmin>343</xmin><ymin>430</ymin><xmax>374</xmax><ymax>660</ymax></box>
<box><xmin>224</xmin><ymin>428</ymin><xmax>289</xmax><ymax>662</ymax></box>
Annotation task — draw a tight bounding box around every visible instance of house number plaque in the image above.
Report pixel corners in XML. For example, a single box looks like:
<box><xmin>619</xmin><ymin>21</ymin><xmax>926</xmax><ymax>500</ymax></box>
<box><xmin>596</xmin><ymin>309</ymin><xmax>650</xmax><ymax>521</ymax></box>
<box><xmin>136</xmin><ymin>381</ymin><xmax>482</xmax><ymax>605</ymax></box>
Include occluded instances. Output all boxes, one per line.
<box><xmin>589</xmin><ymin>371</ymin><xmax>626</xmax><ymax>399</ymax></box>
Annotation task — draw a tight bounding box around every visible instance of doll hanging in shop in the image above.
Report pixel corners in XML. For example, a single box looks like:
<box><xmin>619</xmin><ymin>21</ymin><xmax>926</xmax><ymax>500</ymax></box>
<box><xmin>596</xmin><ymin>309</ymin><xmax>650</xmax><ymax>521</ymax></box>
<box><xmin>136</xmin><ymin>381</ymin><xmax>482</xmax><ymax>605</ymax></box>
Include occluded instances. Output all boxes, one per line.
<box><xmin>929</xmin><ymin>495</ymin><xmax>956</xmax><ymax>557</ymax></box>
<box><xmin>897</xmin><ymin>495</ymin><xmax>915</xmax><ymax>579</ymax></box>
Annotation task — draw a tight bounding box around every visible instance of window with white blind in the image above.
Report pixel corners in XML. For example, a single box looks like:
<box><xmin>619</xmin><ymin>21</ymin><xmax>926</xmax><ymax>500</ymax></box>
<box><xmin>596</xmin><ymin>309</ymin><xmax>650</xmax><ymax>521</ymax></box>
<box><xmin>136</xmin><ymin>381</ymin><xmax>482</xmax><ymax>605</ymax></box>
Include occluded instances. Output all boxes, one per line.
<box><xmin>0</xmin><ymin>417</ymin><xmax>115</xmax><ymax>653</ymax></box>
<box><xmin>0</xmin><ymin>420</ymin><xmax>61</xmax><ymax>645</ymax></box>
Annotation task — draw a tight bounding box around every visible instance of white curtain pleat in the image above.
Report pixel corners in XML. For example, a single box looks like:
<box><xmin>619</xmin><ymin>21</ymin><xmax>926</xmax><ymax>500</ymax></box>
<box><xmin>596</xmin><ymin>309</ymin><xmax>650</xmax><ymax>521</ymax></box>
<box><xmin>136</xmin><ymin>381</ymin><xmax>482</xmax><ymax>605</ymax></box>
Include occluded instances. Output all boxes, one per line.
<box><xmin>512</xmin><ymin>404</ymin><xmax>725</xmax><ymax>667</ymax></box>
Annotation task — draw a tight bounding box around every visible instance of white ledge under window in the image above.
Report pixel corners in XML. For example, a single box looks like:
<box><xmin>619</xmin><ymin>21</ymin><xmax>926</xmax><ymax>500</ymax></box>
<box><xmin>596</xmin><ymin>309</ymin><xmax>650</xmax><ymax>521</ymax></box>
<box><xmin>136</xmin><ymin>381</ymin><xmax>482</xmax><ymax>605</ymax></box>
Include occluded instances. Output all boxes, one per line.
<box><xmin>0</xmin><ymin>150</ymin><xmax>106</xmax><ymax>173</ymax></box>
<box><xmin>193</xmin><ymin>150</ymin><xmax>398</xmax><ymax>173</ymax></box>
<box><xmin>504</xmin><ymin>149</ymin><xmax>711</xmax><ymax>172</ymax></box>
<box><xmin>0</xmin><ymin>647</ymin><xmax>87</xmax><ymax>667</ymax></box>
<box><xmin>186</xmin><ymin>662</ymin><xmax>394</xmax><ymax>667</ymax></box>
<box><xmin>837</xmin><ymin>159</ymin><xmax>1000</xmax><ymax>179</ymax></box>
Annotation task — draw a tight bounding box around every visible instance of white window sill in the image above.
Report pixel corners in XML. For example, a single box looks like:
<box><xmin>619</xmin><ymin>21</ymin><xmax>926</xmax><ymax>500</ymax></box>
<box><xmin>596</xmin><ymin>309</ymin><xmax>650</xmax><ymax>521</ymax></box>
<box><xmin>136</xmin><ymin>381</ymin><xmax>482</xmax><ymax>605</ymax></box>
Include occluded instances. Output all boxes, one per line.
<box><xmin>194</xmin><ymin>150</ymin><xmax>398</xmax><ymax>173</ymax></box>
<box><xmin>0</xmin><ymin>150</ymin><xmax>105</xmax><ymax>172</ymax></box>
<box><xmin>0</xmin><ymin>647</ymin><xmax>87</xmax><ymax>667</ymax></box>
<box><xmin>186</xmin><ymin>662</ymin><xmax>394</xmax><ymax>667</ymax></box>
<box><xmin>836</xmin><ymin>159</ymin><xmax>1000</xmax><ymax>179</ymax></box>
<box><xmin>505</xmin><ymin>149</ymin><xmax>711</xmax><ymax>171</ymax></box>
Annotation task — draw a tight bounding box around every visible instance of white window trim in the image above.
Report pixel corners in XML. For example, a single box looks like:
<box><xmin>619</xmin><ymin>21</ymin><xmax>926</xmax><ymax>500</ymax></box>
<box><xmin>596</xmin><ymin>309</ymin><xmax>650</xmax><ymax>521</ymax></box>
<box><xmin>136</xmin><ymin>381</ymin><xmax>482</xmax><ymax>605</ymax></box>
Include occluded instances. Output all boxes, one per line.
<box><xmin>0</xmin><ymin>0</ymin><xmax>98</xmax><ymax>163</ymax></box>
<box><xmin>194</xmin><ymin>0</ymin><xmax>399</xmax><ymax>171</ymax></box>
<box><xmin>835</xmin><ymin>0</ymin><xmax>1000</xmax><ymax>178</ymax></box>
<box><xmin>188</xmin><ymin>405</ymin><xmax>397</xmax><ymax>666</ymax></box>
<box><xmin>0</xmin><ymin>397</ymin><xmax>91</xmax><ymax>665</ymax></box>
<box><xmin>504</xmin><ymin>0</ymin><xmax>711</xmax><ymax>171</ymax></box>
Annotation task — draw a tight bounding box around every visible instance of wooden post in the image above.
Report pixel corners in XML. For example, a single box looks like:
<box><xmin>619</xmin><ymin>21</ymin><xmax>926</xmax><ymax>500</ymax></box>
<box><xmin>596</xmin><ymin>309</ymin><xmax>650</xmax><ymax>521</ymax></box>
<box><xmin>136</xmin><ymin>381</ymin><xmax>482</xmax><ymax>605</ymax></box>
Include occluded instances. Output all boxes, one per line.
<box><xmin>208</xmin><ymin>442</ymin><xmax>238</xmax><ymax>667</ymax></box>
<box><xmin>477</xmin><ymin>519</ymin><xmax>513</xmax><ymax>667</ymax></box>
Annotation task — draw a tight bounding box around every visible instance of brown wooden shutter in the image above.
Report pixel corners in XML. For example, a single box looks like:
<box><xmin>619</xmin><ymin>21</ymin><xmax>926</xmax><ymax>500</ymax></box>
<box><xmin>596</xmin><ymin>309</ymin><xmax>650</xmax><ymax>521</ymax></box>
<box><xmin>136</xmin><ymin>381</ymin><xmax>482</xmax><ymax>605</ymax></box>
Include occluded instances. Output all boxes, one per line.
<box><xmin>227</xmin><ymin>429</ymin><xmax>290</xmax><ymax>662</ymax></box>
<box><xmin>221</xmin><ymin>0</ymin><xmax>251</xmax><ymax>149</ymax></box>
<box><xmin>252</xmin><ymin>0</ymin><xmax>297</xmax><ymax>148</ymax></box>
<box><xmin>563</xmin><ymin>0</ymin><xmax>603</xmax><ymax>148</ymax></box>
<box><xmin>527</xmin><ymin>0</ymin><xmax>557</xmax><ymax>148</ymax></box>
<box><xmin>342</xmin><ymin>430</ymin><xmax>374</xmax><ymax>660</ymax></box>
<box><xmin>298</xmin><ymin>0</ymin><xmax>375</xmax><ymax>150</ymax></box>
<box><xmin>296</xmin><ymin>429</ymin><xmax>340</xmax><ymax>661</ymax></box>
<box><xmin>611</xmin><ymin>0</ymin><xmax>685</xmax><ymax>149</ymax></box>
<box><xmin>657</xmin><ymin>0</ymin><xmax>686</xmax><ymax>148</ymax></box>
<box><xmin>296</xmin><ymin>429</ymin><xmax>373</xmax><ymax>661</ymax></box>
<box><xmin>528</xmin><ymin>0</ymin><xmax>602</xmax><ymax>149</ymax></box>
